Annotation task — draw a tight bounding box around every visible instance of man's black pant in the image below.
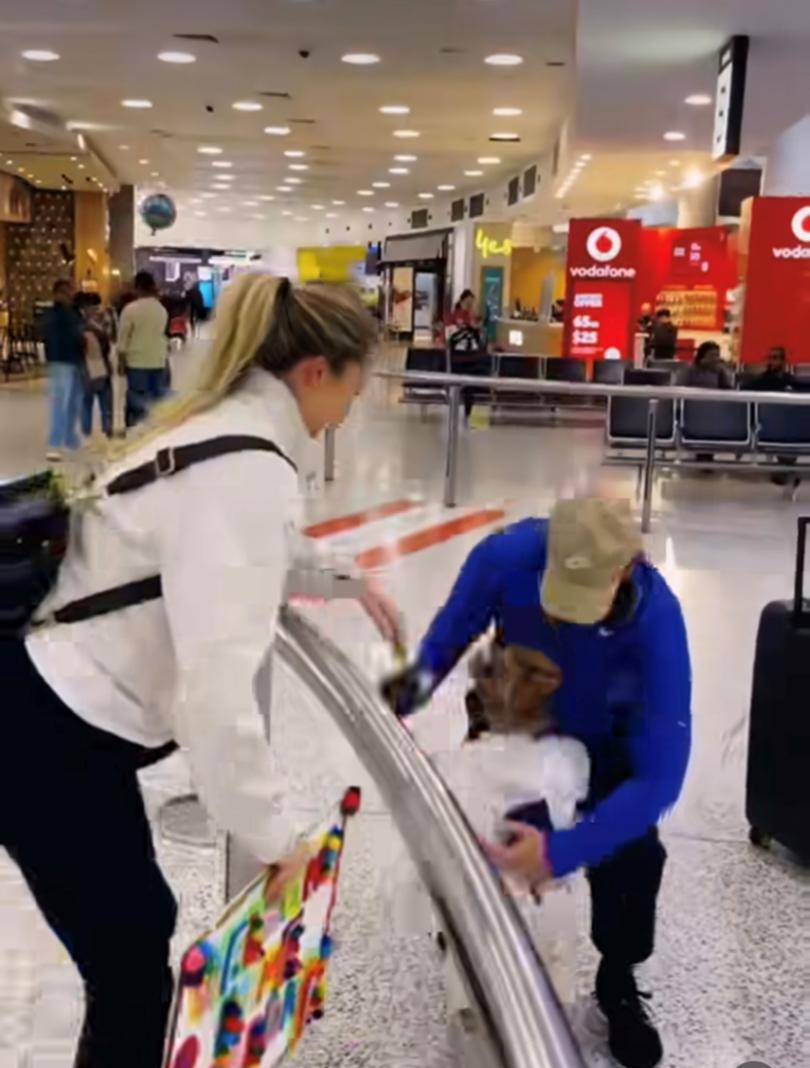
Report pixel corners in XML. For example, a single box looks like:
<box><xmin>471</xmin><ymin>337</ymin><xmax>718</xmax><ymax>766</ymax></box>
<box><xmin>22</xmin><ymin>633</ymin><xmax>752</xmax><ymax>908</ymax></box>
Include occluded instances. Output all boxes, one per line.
<box><xmin>587</xmin><ymin>829</ymin><xmax>667</xmax><ymax>968</ymax></box>
<box><xmin>0</xmin><ymin>640</ymin><xmax>177</xmax><ymax>1068</ymax></box>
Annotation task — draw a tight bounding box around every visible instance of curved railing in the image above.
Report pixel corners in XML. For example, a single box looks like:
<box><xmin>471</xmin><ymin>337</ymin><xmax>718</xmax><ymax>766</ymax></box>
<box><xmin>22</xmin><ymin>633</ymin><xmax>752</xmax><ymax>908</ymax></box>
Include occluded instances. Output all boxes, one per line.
<box><xmin>276</xmin><ymin>606</ymin><xmax>586</xmax><ymax>1068</ymax></box>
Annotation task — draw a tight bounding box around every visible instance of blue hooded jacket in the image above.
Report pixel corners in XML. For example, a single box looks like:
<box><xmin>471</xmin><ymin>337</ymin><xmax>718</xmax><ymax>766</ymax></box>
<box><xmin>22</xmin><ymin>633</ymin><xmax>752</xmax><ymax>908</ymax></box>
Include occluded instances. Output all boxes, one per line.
<box><xmin>416</xmin><ymin>517</ymin><xmax>692</xmax><ymax>878</ymax></box>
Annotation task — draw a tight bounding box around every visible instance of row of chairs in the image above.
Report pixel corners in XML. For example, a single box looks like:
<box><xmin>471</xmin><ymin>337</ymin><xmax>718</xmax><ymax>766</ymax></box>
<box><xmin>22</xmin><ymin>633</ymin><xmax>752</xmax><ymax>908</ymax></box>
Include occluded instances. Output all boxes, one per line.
<box><xmin>0</xmin><ymin>326</ymin><xmax>44</xmax><ymax>382</ymax></box>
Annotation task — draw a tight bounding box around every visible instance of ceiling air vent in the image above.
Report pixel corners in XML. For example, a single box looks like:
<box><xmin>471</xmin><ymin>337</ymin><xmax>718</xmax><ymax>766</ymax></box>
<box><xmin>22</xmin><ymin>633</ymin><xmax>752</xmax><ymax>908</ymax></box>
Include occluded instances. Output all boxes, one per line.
<box><xmin>490</xmin><ymin>133</ymin><xmax>521</xmax><ymax>143</ymax></box>
<box><xmin>439</xmin><ymin>47</ymin><xmax>464</xmax><ymax>55</ymax></box>
<box><xmin>289</xmin><ymin>118</ymin><xmax>316</xmax><ymax>125</ymax></box>
<box><xmin>546</xmin><ymin>60</ymin><xmax>566</xmax><ymax>67</ymax></box>
<box><xmin>258</xmin><ymin>91</ymin><xmax>292</xmax><ymax>100</ymax></box>
<box><xmin>173</xmin><ymin>33</ymin><xmax>220</xmax><ymax>44</ymax></box>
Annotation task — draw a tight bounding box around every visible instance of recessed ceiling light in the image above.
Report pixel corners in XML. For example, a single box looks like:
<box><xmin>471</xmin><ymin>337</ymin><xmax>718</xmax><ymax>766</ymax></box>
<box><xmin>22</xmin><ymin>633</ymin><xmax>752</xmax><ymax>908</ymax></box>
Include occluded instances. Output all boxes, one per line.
<box><xmin>485</xmin><ymin>53</ymin><xmax>523</xmax><ymax>66</ymax></box>
<box><xmin>264</xmin><ymin>126</ymin><xmax>291</xmax><ymax>136</ymax></box>
<box><xmin>490</xmin><ymin>132</ymin><xmax>520</xmax><ymax>142</ymax></box>
<box><xmin>384</xmin><ymin>201</ymin><xmax>400</xmax><ymax>208</ymax></box>
<box><xmin>357</xmin><ymin>189</ymin><xmax>374</xmax><ymax>196</ymax></box>
<box><xmin>158</xmin><ymin>50</ymin><xmax>196</xmax><ymax>64</ymax></box>
<box><xmin>216</xmin><ymin>206</ymin><xmax>231</xmax><ymax>213</ymax></box>
<box><xmin>341</xmin><ymin>53</ymin><xmax>381</xmax><ymax>65</ymax></box>
<box><xmin>286</xmin><ymin>177</ymin><xmax>303</xmax><ymax>184</ymax></box>
<box><xmin>663</xmin><ymin>130</ymin><xmax>686</xmax><ymax>141</ymax></box>
<box><xmin>669</xmin><ymin>159</ymin><xmax>681</xmax><ymax>167</ymax></box>
<box><xmin>372</xmin><ymin>181</ymin><xmax>391</xmax><ymax>188</ymax></box>
<box><xmin>492</xmin><ymin>106</ymin><xmax>522</xmax><ymax>116</ymax></box>
<box><xmin>362</xmin><ymin>206</ymin><xmax>375</xmax><ymax>213</ymax></box>
<box><xmin>294</xmin><ymin>216</ymin><xmax>310</xmax><ymax>222</ymax></box>
<box><xmin>682</xmin><ymin>167</ymin><xmax>704</xmax><ymax>189</ymax></box>
<box><xmin>194</xmin><ymin>210</ymin><xmax>207</xmax><ymax>217</ymax></box>
<box><xmin>190</xmin><ymin>198</ymin><xmax>202</xmax><ymax>204</ymax></box>
<box><xmin>121</xmin><ymin>99</ymin><xmax>153</xmax><ymax>109</ymax></box>
<box><xmin>282</xmin><ymin>210</ymin><xmax>293</xmax><ymax>217</ymax></box>
<box><xmin>198</xmin><ymin>146</ymin><xmax>223</xmax><ymax>155</ymax></box>
<box><xmin>311</xmin><ymin>204</ymin><xmax>325</xmax><ymax>210</ymax></box>
<box><xmin>242</xmin><ymin>200</ymin><xmax>259</xmax><ymax>207</ymax></box>
<box><xmin>22</xmin><ymin>49</ymin><xmax>60</xmax><ymax>62</ymax></box>
<box><xmin>464</xmin><ymin>169</ymin><xmax>484</xmax><ymax>177</ymax></box>
<box><xmin>394</xmin><ymin>154</ymin><xmax>417</xmax><ymax>162</ymax></box>
<box><xmin>478</xmin><ymin>156</ymin><xmax>501</xmax><ymax>164</ymax></box>
<box><xmin>389</xmin><ymin>167</ymin><xmax>410</xmax><ymax>175</ymax></box>
<box><xmin>418</xmin><ymin>192</ymin><xmax>434</xmax><ymax>199</ymax></box>
<box><xmin>214</xmin><ymin>173</ymin><xmax>235</xmax><ymax>180</ymax></box>
<box><xmin>252</xmin><ymin>213</ymin><xmax>266</xmax><ymax>220</ymax></box>
<box><xmin>212</xmin><ymin>183</ymin><xmax>231</xmax><ymax>190</ymax></box>
<box><xmin>437</xmin><ymin>184</ymin><xmax>456</xmax><ymax>191</ymax></box>
<box><xmin>232</xmin><ymin>100</ymin><xmax>263</xmax><ymax>111</ymax></box>
<box><xmin>393</xmin><ymin>129</ymin><xmax>420</xmax><ymax>138</ymax></box>
<box><xmin>685</xmin><ymin>93</ymin><xmax>712</xmax><ymax>106</ymax></box>
<box><xmin>151</xmin><ymin>171</ymin><xmax>160</xmax><ymax>177</ymax></box>
<box><xmin>201</xmin><ymin>192</ymin><xmax>217</xmax><ymax>199</ymax></box>
<box><xmin>288</xmin><ymin>163</ymin><xmax>309</xmax><ymax>171</ymax></box>
<box><xmin>654</xmin><ymin>169</ymin><xmax>666</xmax><ymax>176</ymax></box>
<box><xmin>212</xmin><ymin>160</ymin><xmax>233</xmax><ymax>168</ymax></box>
<box><xmin>277</xmin><ymin>186</ymin><xmax>292</xmax><ymax>192</ymax></box>
<box><xmin>77</xmin><ymin>163</ymin><xmax>85</xmax><ymax>169</ymax></box>
<box><xmin>379</xmin><ymin>105</ymin><xmax>410</xmax><ymax>114</ymax></box>
<box><xmin>332</xmin><ymin>199</ymin><xmax>346</xmax><ymax>206</ymax></box>
<box><xmin>284</xmin><ymin>150</ymin><xmax>306</xmax><ymax>158</ymax></box>
<box><xmin>119</xmin><ymin>144</ymin><xmax>130</xmax><ymax>150</ymax></box>
<box><xmin>259</xmin><ymin>194</ymin><xmax>275</xmax><ymax>201</ymax></box>
<box><xmin>580</xmin><ymin>153</ymin><xmax>592</xmax><ymax>161</ymax></box>
<box><xmin>325</xmin><ymin>212</ymin><xmax>338</xmax><ymax>218</ymax></box>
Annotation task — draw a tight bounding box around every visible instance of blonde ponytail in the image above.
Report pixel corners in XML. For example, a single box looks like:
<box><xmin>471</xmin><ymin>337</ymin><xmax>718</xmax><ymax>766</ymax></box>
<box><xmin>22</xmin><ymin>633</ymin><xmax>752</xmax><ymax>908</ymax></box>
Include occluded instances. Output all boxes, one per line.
<box><xmin>117</xmin><ymin>272</ymin><xmax>374</xmax><ymax>455</ymax></box>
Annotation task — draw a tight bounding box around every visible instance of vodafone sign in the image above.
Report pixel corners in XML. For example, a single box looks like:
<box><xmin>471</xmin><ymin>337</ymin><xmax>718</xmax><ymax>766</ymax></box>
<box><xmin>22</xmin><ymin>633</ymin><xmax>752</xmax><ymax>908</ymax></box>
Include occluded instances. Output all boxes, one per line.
<box><xmin>570</xmin><ymin>222</ymin><xmax>637</xmax><ymax>279</ymax></box>
<box><xmin>773</xmin><ymin>206</ymin><xmax>810</xmax><ymax>258</ymax></box>
<box><xmin>740</xmin><ymin>197</ymin><xmax>810</xmax><ymax>364</ymax></box>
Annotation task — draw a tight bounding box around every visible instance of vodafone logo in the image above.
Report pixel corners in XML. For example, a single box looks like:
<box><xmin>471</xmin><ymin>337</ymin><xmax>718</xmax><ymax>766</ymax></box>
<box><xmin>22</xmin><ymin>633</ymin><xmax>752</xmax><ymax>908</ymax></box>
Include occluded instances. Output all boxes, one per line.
<box><xmin>791</xmin><ymin>207</ymin><xmax>810</xmax><ymax>242</ymax></box>
<box><xmin>772</xmin><ymin>205</ymin><xmax>810</xmax><ymax>258</ymax></box>
<box><xmin>586</xmin><ymin>226</ymin><xmax>622</xmax><ymax>263</ymax></box>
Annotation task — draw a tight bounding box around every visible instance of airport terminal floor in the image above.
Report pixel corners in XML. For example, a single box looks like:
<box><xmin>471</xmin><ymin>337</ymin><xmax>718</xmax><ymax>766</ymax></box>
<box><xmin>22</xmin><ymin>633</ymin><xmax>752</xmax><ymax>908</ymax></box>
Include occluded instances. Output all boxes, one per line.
<box><xmin>0</xmin><ymin>344</ymin><xmax>807</xmax><ymax>1068</ymax></box>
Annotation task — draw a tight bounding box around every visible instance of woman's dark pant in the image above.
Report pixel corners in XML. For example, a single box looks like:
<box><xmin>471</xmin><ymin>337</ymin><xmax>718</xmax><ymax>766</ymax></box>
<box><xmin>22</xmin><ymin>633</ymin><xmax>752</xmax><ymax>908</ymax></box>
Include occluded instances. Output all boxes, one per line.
<box><xmin>0</xmin><ymin>640</ymin><xmax>177</xmax><ymax>1068</ymax></box>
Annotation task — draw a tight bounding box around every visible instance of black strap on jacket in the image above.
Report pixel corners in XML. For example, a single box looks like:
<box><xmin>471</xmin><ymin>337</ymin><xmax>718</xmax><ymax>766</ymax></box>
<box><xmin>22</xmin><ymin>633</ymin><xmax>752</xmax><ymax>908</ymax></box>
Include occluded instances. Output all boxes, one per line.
<box><xmin>49</xmin><ymin>435</ymin><xmax>297</xmax><ymax>627</ymax></box>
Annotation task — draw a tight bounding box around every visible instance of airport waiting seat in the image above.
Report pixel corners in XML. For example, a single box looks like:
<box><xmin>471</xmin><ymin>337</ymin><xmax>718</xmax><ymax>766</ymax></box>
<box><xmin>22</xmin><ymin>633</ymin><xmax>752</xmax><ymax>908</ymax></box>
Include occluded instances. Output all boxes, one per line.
<box><xmin>401</xmin><ymin>347</ymin><xmax>449</xmax><ymax>408</ymax></box>
<box><xmin>544</xmin><ymin>357</ymin><xmax>587</xmax><ymax>383</ymax></box>
<box><xmin>608</xmin><ymin>367</ymin><xmax>675</xmax><ymax>447</ymax></box>
<box><xmin>756</xmin><ymin>401</ymin><xmax>810</xmax><ymax>453</ymax></box>
<box><xmin>494</xmin><ymin>353</ymin><xmax>542</xmax><ymax>409</ymax></box>
<box><xmin>680</xmin><ymin>398</ymin><xmax>752</xmax><ymax>451</ymax></box>
<box><xmin>648</xmin><ymin>358</ymin><xmax>689</xmax><ymax>385</ymax></box>
<box><xmin>592</xmin><ymin>359</ymin><xmax>628</xmax><ymax>385</ymax></box>
<box><xmin>450</xmin><ymin>349</ymin><xmax>495</xmax><ymax>409</ymax></box>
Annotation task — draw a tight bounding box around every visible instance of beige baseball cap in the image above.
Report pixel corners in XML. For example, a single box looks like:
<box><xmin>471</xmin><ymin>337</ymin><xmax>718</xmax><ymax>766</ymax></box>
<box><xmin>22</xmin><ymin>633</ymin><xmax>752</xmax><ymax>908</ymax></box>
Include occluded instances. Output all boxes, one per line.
<box><xmin>541</xmin><ymin>498</ymin><xmax>643</xmax><ymax>625</ymax></box>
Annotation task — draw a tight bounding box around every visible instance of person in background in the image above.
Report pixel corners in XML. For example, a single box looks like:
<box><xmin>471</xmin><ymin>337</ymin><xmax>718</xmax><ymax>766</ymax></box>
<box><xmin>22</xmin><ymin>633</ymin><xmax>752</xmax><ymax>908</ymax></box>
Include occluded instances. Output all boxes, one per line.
<box><xmin>743</xmin><ymin>346</ymin><xmax>799</xmax><ymax>393</ymax></box>
<box><xmin>185</xmin><ymin>281</ymin><xmax>206</xmax><ymax>335</ymax></box>
<box><xmin>743</xmin><ymin>346</ymin><xmax>801</xmax><ymax>485</ymax></box>
<box><xmin>39</xmin><ymin>279</ymin><xmax>85</xmax><ymax>461</ymax></box>
<box><xmin>684</xmin><ymin>341</ymin><xmax>733</xmax><ymax>390</ymax></box>
<box><xmin>637</xmin><ymin>302</ymin><xmax>654</xmax><ymax>335</ymax></box>
<box><xmin>551</xmin><ymin>298</ymin><xmax>565</xmax><ymax>324</ymax></box>
<box><xmin>78</xmin><ymin>296</ymin><xmax>113</xmax><ymax>439</ymax></box>
<box><xmin>446</xmin><ymin>289</ymin><xmax>486</xmax><ymax>422</ymax></box>
<box><xmin>645</xmin><ymin>308</ymin><xmax>678</xmax><ymax>362</ymax></box>
<box><xmin>118</xmin><ymin>271</ymin><xmax>170</xmax><ymax>426</ymax></box>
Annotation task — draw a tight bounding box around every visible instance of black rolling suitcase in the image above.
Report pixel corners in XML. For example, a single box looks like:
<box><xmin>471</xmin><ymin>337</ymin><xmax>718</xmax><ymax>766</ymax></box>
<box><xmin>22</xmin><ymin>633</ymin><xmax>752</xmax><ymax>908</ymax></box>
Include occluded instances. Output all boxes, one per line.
<box><xmin>746</xmin><ymin>517</ymin><xmax>810</xmax><ymax>859</ymax></box>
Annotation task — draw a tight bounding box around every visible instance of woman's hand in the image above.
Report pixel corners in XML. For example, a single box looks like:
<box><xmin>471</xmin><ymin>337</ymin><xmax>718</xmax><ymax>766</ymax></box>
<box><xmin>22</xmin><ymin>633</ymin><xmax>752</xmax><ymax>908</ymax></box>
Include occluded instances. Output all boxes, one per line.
<box><xmin>359</xmin><ymin>573</ymin><xmax>404</xmax><ymax>647</ymax></box>
<box><xmin>483</xmin><ymin>822</ymin><xmax>554</xmax><ymax>891</ymax></box>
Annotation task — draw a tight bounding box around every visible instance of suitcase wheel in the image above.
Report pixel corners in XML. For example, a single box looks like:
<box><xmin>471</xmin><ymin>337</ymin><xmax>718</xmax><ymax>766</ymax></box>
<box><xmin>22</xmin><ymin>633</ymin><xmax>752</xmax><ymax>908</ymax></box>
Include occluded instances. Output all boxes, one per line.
<box><xmin>748</xmin><ymin>825</ymin><xmax>772</xmax><ymax>850</ymax></box>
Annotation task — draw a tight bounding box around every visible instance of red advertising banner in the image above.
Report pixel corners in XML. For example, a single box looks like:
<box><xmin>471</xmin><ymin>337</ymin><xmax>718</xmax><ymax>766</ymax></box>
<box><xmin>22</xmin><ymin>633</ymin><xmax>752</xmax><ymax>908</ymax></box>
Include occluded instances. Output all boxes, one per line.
<box><xmin>637</xmin><ymin>226</ymin><xmax>735</xmax><ymax>332</ymax></box>
<box><xmin>564</xmin><ymin>218</ymin><xmax>641</xmax><ymax>361</ymax></box>
<box><xmin>740</xmin><ymin>197</ymin><xmax>810</xmax><ymax>364</ymax></box>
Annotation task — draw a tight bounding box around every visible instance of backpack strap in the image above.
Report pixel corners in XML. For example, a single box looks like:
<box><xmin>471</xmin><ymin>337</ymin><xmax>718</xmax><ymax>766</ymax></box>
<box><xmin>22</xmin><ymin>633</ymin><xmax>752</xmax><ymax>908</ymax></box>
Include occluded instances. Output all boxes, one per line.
<box><xmin>106</xmin><ymin>434</ymin><xmax>296</xmax><ymax>496</ymax></box>
<box><xmin>46</xmin><ymin>435</ymin><xmax>297</xmax><ymax>628</ymax></box>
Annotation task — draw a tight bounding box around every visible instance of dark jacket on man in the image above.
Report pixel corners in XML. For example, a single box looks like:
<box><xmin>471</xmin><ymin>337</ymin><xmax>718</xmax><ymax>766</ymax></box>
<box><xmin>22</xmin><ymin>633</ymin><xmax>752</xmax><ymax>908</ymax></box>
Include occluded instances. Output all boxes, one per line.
<box><xmin>743</xmin><ymin>368</ymin><xmax>801</xmax><ymax>392</ymax></box>
<box><xmin>39</xmin><ymin>303</ymin><xmax>85</xmax><ymax>365</ymax></box>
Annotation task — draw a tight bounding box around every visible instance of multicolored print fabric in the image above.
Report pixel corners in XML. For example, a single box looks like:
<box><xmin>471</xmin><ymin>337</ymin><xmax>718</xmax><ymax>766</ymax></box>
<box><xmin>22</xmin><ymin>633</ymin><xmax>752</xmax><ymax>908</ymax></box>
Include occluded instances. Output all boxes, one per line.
<box><xmin>165</xmin><ymin>788</ymin><xmax>361</xmax><ymax>1068</ymax></box>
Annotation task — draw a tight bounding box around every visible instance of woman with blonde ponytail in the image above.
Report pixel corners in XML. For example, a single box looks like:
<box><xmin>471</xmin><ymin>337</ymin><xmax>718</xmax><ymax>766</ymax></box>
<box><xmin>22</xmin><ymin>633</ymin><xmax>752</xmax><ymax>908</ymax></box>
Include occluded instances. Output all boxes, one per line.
<box><xmin>4</xmin><ymin>274</ymin><xmax>400</xmax><ymax>1068</ymax></box>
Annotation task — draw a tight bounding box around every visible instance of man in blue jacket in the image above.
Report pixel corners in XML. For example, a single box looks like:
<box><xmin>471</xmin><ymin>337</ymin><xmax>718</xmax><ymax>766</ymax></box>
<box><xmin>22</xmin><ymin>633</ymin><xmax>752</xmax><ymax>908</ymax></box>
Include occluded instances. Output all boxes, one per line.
<box><xmin>384</xmin><ymin>498</ymin><xmax>691</xmax><ymax>1068</ymax></box>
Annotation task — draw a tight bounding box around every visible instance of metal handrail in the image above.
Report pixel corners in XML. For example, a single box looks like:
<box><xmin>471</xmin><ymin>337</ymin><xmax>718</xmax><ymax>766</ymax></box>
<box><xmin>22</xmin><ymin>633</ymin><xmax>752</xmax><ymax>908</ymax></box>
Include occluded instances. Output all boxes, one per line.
<box><xmin>277</xmin><ymin>606</ymin><xmax>586</xmax><ymax>1068</ymax></box>
<box><xmin>372</xmin><ymin>369</ymin><xmax>810</xmax><ymax>527</ymax></box>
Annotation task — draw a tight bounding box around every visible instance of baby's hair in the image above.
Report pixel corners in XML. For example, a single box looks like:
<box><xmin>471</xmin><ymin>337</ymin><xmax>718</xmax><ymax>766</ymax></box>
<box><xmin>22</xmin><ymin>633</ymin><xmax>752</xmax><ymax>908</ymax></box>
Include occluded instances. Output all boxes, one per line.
<box><xmin>467</xmin><ymin>640</ymin><xmax>561</xmax><ymax>737</ymax></box>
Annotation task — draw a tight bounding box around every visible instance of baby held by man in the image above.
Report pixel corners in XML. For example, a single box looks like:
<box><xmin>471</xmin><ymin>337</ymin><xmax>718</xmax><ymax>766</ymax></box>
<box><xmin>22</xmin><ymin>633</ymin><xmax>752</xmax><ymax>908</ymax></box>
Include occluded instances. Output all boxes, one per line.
<box><xmin>393</xmin><ymin>633</ymin><xmax>590</xmax><ymax>1010</ymax></box>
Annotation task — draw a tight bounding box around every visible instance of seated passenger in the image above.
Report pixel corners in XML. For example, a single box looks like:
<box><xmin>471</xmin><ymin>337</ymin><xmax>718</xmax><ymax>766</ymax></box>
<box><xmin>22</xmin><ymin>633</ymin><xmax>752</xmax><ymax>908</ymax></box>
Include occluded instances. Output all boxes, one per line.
<box><xmin>742</xmin><ymin>346</ymin><xmax>800</xmax><ymax>392</ymax></box>
<box><xmin>684</xmin><ymin>341</ymin><xmax>733</xmax><ymax>390</ymax></box>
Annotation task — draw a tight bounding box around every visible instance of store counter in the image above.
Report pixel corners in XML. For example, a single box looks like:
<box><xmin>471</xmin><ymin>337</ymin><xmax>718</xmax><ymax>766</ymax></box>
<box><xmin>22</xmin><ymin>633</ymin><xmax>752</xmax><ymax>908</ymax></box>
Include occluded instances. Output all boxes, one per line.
<box><xmin>495</xmin><ymin>319</ymin><xmax>563</xmax><ymax>357</ymax></box>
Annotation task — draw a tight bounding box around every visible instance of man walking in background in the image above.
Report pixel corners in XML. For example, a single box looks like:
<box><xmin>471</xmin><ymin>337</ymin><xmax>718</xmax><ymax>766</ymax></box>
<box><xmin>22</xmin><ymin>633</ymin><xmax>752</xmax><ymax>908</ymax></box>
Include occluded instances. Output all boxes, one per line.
<box><xmin>39</xmin><ymin>279</ymin><xmax>85</xmax><ymax>461</ymax></box>
<box><xmin>117</xmin><ymin>271</ymin><xmax>169</xmax><ymax>426</ymax></box>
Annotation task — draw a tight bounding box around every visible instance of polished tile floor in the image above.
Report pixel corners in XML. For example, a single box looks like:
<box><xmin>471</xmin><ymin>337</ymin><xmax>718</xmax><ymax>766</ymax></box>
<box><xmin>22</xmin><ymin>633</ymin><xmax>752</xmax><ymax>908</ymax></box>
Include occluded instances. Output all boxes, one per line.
<box><xmin>0</xmin><ymin>355</ymin><xmax>807</xmax><ymax>1068</ymax></box>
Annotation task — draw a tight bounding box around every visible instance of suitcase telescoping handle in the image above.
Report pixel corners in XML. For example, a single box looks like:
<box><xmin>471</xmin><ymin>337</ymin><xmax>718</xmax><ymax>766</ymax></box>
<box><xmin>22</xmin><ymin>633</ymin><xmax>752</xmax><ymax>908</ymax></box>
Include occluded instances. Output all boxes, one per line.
<box><xmin>793</xmin><ymin>517</ymin><xmax>810</xmax><ymax>623</ymax></box>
